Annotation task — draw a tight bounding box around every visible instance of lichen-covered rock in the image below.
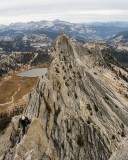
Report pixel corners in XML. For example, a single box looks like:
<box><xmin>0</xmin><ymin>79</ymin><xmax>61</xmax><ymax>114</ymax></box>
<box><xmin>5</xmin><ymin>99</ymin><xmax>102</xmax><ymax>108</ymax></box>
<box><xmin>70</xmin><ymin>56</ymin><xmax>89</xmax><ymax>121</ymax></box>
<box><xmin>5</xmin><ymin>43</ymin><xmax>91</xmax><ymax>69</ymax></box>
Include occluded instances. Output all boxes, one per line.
<box><xmin>109</xmin><ymin>137</ymin><xmax>128</xmax><ymax>160</ymax></box>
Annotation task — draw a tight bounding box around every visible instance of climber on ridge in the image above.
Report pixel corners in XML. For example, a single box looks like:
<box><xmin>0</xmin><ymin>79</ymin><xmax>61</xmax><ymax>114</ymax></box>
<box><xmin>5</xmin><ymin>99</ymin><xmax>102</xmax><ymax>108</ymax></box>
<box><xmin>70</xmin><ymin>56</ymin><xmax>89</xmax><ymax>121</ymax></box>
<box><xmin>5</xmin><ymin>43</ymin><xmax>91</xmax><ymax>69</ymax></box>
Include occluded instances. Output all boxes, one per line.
<box><xmin>19</xmin><ymin>115</ymin><xmax>30</xmax><ymax>137</ymax></box>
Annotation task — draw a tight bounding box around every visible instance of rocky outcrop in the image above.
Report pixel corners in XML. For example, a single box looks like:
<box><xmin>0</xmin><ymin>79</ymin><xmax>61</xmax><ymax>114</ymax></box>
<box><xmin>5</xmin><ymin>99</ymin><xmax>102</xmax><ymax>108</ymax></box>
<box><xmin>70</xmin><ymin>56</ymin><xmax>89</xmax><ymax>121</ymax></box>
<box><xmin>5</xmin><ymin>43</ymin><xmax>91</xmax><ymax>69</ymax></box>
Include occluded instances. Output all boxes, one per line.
<box><xmin>108</xmin><ymin>31</ymin><xmax>128</xmax><ymax>52</ymax></box>
<box><xmin>109</xmin><ymin>137</ymin><xmax>128</xmax><ymax>160</ymax></box>
<box><xmin>1</xmin><ymin>34</ymin><xmax>128</xmax><ymax>160</ymax></box>
<box><xmin>84</xmin><ymin>41</ymin><xmax>125</xmax><ymax>68</ymax></box>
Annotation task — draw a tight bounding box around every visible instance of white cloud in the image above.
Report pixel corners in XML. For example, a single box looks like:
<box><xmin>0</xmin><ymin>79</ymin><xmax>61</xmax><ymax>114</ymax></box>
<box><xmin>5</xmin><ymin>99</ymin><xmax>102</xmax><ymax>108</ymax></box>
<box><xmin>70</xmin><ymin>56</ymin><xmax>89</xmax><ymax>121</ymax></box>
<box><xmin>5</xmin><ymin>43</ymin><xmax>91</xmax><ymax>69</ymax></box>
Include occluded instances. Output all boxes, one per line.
<box><xmin>0</xmin><ymin>0</ymin><xmax>128</xmax><ymax>24</ymax></box>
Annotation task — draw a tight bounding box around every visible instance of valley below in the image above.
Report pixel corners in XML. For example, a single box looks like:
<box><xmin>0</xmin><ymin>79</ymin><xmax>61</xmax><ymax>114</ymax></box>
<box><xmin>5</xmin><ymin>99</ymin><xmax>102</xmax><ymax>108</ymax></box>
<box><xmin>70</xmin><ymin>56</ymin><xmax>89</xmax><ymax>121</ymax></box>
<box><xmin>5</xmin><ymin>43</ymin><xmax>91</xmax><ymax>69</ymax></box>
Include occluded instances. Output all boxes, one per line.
<box><xmin>0</xmin><ymin>75</ymin><xmax>38</xmax><ymax>109</ymax></box>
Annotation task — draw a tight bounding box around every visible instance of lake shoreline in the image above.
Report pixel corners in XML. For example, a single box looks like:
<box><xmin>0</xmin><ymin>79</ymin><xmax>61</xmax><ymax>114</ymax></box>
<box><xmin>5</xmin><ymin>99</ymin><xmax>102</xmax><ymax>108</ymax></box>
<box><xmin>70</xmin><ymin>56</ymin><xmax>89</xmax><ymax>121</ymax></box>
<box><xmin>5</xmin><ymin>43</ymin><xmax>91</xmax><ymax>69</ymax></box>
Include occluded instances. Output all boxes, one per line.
<box><xmin>18</xmin><ymin>68</ymin><xmax>48</xmax><ymax>77</ymax></box>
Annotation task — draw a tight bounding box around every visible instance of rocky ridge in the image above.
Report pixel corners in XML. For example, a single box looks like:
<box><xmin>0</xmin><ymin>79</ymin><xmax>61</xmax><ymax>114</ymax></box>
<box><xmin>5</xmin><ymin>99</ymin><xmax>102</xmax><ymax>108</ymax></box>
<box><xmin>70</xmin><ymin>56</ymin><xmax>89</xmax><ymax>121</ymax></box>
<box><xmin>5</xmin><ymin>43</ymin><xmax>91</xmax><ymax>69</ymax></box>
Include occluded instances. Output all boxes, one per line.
<box><xmin>107</xmin><ymin>31</ymin><xmax>128</xmax><ymax>68</ymax></box>
<box><xmin>84</xmin><ymin>40</ymin><xmax>128</xmax><ymax>69</ymax></box>
<box><xmin>0</xmin><ymin>34</ymin><xmax>128</xmax><ymax>160</ymax></box>
<box><xmin>108</xmin><ymin>31</ymin><xmax>128</xmax><ymax>51</ymax></box>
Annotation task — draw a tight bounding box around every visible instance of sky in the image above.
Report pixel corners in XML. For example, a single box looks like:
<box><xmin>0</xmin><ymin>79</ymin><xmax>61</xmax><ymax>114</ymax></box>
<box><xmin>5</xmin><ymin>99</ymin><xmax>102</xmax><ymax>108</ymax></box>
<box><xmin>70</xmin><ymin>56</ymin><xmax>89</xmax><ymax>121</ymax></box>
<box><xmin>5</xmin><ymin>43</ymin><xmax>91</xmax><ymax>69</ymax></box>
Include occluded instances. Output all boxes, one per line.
<box><xmin>0</xmin><ymin>0</ymin><xmax>128</xmax><ymax>24</ymax></box>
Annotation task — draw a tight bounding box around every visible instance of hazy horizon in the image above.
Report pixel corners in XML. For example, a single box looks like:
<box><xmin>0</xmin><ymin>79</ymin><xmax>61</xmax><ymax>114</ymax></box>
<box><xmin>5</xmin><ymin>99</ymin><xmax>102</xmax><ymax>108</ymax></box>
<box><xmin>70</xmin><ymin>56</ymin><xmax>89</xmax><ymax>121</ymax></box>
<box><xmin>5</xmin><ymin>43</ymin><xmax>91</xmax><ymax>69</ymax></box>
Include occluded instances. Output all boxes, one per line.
<box><xmin>1</xmin><ymin>19</ymin><xmax>128</xmax><ymax>26</ymax></box>
<box><xmin>0</xmin><ymin>0</ymin><xmax>128</xmax><ymax>25</ymax></box>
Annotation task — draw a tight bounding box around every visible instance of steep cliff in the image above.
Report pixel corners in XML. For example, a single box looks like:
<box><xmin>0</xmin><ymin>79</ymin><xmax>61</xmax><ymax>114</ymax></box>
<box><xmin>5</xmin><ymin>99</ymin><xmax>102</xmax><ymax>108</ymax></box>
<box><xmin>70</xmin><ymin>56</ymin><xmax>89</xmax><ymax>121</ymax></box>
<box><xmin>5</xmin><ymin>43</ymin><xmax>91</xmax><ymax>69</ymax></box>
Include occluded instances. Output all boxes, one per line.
<box><xmin>0</xmin><ymin>34</ymin><xmax>128</xmax><ymax>160</ymax></box>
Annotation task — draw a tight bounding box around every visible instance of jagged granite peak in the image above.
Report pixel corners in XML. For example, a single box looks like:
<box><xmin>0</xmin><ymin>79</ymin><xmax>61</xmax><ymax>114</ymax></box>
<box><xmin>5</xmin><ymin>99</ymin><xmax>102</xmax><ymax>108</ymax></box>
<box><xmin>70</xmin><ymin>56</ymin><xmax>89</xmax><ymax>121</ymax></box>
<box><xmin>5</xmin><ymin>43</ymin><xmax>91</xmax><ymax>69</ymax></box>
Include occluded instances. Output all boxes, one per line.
<box><xmin>0</xmin><ymin>34</ymin><xmax>128</xmax><ymax>160</ymax></box>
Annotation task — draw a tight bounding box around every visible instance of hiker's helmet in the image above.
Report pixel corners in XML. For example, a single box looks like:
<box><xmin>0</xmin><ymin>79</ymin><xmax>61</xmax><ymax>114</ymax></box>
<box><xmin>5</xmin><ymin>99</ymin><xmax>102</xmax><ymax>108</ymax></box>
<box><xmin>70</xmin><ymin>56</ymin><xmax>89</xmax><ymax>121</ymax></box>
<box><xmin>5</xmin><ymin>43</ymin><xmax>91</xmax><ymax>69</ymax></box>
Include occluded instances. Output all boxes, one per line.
<box><xmin>21</xmin><ymin>115</ymin><xmax>26</xmax><ymax>120</ymax></box>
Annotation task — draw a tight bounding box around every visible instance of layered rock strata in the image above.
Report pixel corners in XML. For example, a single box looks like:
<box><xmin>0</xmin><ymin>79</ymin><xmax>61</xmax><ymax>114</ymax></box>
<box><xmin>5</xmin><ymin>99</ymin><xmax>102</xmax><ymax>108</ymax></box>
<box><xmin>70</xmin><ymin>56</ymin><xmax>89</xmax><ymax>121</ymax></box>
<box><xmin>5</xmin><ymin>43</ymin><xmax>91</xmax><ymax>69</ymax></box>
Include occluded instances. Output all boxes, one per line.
<box><xmin>1</xmin><ymin>34</ymin><xmax>128</xmax><ymax>160</ymax></box>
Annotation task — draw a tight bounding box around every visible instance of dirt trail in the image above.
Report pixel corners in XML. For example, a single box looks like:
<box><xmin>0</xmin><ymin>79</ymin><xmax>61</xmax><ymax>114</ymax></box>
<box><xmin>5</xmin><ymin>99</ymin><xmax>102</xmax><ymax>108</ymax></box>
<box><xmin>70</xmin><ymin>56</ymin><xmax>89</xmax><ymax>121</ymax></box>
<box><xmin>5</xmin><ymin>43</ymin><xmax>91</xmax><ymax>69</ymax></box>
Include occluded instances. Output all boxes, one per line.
<box><xmin>0</xmin><ymin>87</ymin><xmax>20</xmax><ymax>106</ymax></box>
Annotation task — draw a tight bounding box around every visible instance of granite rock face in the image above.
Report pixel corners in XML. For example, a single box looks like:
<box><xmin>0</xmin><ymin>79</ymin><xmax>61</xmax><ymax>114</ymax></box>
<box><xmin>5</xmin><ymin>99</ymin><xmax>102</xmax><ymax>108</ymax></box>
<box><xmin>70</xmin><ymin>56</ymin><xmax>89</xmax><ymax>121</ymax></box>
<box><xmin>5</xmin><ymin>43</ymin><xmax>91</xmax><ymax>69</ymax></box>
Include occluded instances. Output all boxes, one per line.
<box><xmin>1</xmin><ymin>34</ymin><xmax>128</xmax><ymax>160</ymax></box>
<box><xmin>109</xmin><ymin>137</ymin><xmax>128</xmax><ymax>160</ymax></box>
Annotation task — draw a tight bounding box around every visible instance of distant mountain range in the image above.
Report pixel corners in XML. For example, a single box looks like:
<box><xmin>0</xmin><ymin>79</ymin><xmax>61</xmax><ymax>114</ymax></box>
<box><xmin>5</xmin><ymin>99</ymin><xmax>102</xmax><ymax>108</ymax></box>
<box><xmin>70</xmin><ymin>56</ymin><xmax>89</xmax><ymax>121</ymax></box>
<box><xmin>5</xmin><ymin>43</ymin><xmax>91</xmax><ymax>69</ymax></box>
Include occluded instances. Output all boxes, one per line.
<box><xmin>0</xmin><ymin>20</ymin><xmax>128</xmax><ymax>68</ymax></box>
<box><xmin>0</xmin><ymin>20</ymin><xmax>128</xmax><ymax>42</ymax></box>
